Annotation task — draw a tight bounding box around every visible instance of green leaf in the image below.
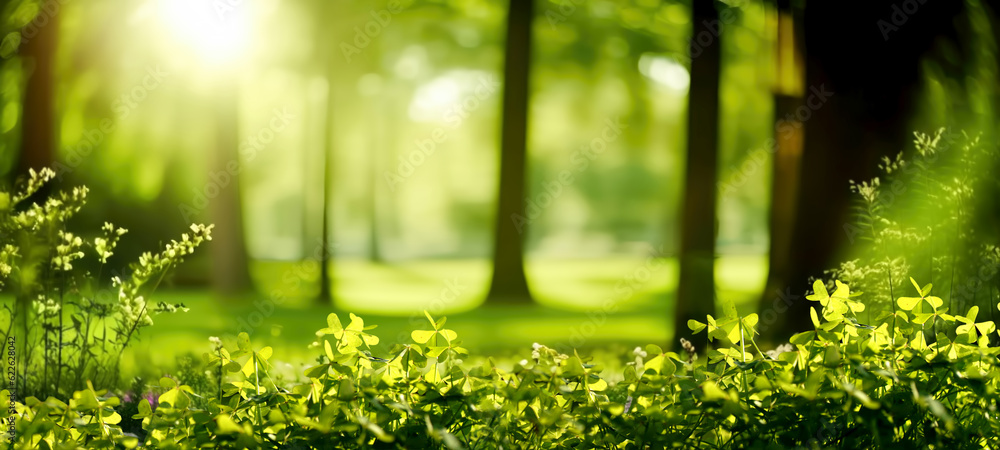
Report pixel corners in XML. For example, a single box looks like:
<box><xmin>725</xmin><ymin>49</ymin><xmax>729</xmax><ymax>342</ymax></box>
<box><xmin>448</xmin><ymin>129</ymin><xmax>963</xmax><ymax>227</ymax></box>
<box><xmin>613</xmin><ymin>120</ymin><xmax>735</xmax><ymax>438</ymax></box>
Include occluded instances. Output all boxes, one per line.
<box><xmin>623</xmin><ymin>366</ymin><xmax>639</xmax><ymax>383</ymax></box>
<box><xmin>134</xmin><ymin>399</ymin><xmax>152</xmax><ymax>419</ymax></box>
<box><xmin>701</xmin><ymin>381</ymin><xmax>729</xmax><ymax>401</ymax></box>
<box><xmin>924</xmin><ymin>295</ymin><xmax>943</xmax><ymax>310</ymax></box>
<box><xmin>810</xmin><ymin>307</ymin><xmax>821</xmax><ymax>328</ymax></box>
<box><xmin>347</xmin><ymin>313</ymin><xmax>365</xmax><ymax>332</ymax></box>
<box><xmin>241</xmin><ymin>358</ymin><xmax>256</xmax><ymax>377</ymax></box>
<box><xmin>831</xmin><ymin>280</ymin><xmax>850</xmax><ymax>299</ymax></box>
<box><xmin>688</xmin><ymin>319</ymin><xmax>707</xmax><ymax>334</ymax></box>
<box><xmin>324</xmin><ymin>340</ymin><xmax>336</xmax><ymax>360</ymax></box>
<box><xmin>425</xmin><ymin>346</ymin><xmax>447</xmax><ymax>357</ymax></box>
<box><xmin>215</xmin><ymin>414</ymin><xmax>244</xmax><ymax>435</ymax></box>
<box><xmin>644</xmin><ymin>353</ymin><xmax>676</xmax><ymax>375</ymax></box>
<box><xmin>411</xmin><ymin>330</ymin><xmax>436</xmax><ymax>344</ymax></box>
<box><xmin>720</xmin><ymin>295</ymin><xmax>738</xmax><ymax>320</ymax></box>
<box><xmin>337</xmin><ymin>378</ymin><xmax>356</xmax><ymax>401</ymax></box>
<box><xmin>159</xmin><ymin>388</ymin><xmax>184</xmax><ymax>409</ymax></box>
<box><xmin>102</xmin><ymin>410</ymin><xmax>122</xmax><ymax>425</ymax></box>
<box><xmin>790</xmin><ymin>331</ymin><xmax>813</xmax><ymax>345</ymax></box>
<box><xmin>159</xmin><ymin>377</ymin><xmax>176</xmax><ymax>389</ymax></box>
<box><xmin>320</xmin><ymin>313</ymin><xmax>344</xmax><ymax>336</ymax></box>
<box><xmin>897</xmin><ymin>296</ymin><xmax>921</xmax><ymax>311</ymax></box>
<box><xmin>807</xmin><ymin>279</ymin><xmax>829</xmax><ymax>301</ymax></box>
<box><xmin>237</xmin><ymin>332</ymin><xmax>251</xmax><ymax>351</ymax></box>
<box><xmin>726</xmin><ymin>321</ymin><xmax>743</xmax><ymax>344</ymax></box>
<box><xmin>911</xmin><ymin>313</ymin><xmax>934</xmax><ymax>325</ymax></box>
<box><xmin>438</xmin><ymin>329</ymin><xmax>458</xmax><ymax>342</ymax></box>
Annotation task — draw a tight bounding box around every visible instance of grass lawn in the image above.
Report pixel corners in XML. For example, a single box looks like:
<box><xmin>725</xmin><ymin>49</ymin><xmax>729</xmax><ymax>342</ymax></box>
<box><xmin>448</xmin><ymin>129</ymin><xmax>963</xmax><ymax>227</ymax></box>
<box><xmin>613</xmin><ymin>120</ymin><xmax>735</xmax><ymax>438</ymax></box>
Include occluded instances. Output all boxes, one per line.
<box><xmin>124</xmin><ymin>255</ymin><xmax>767</xmax><ymax>377</ymax></box>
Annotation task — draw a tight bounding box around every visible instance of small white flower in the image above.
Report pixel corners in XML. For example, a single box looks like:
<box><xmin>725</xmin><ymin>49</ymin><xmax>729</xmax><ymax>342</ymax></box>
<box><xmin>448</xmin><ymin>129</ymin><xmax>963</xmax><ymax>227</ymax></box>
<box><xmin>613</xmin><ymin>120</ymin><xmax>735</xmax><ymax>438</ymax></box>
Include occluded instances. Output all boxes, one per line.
<box><xmin>519</xmin><ymin>359</ymin><xmax>528</xmax><ymax>366</ymax></box>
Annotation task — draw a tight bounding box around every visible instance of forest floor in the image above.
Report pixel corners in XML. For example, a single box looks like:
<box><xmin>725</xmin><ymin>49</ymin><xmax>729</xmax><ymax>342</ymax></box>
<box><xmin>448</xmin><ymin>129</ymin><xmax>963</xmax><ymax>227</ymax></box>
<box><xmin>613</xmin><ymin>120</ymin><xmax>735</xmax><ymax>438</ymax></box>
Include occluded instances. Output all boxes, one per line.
<box><xmin>124</xmin><ymin>256</ymin><xmax>766</xmax><ymax>378</ymax></box>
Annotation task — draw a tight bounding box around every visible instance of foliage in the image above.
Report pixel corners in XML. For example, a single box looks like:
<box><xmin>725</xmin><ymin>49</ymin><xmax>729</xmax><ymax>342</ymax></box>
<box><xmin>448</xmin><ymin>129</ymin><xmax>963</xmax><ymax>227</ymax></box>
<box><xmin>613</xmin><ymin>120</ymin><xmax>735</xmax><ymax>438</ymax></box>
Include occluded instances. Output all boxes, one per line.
<box><xmin>7</xmin><ymin>284</ymin><xmax>1000</xmax><ymax>448</ymax></box>
<box><xmin>0</xmin><ymin>169</ymin><xmax>213</xmax><ymax>398</ymax></box>
<box><xmin>832</xmin><ymin>129</ymin><xmax>1000</xmax><ymax>321</ymax></box>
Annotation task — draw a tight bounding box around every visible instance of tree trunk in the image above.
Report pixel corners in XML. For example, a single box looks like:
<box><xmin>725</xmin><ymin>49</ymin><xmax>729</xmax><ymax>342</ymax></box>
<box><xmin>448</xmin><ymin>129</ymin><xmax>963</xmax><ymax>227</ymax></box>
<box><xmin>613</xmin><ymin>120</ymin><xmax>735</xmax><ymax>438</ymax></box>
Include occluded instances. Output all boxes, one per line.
<box><xmin>17</xmin><ymin>9</ymin><xmax>58</xmax><ymax>177</ymax></box>
<box><xmin>672</xmin><ymin>0</ymin><xmax>721</xmax><ymax>352</ymax></box>
<box><xmin>210</xmin><ymin>80</ymin><xmax>254</xmax><ymax>296</ymax></box>
<box><xmin>759</xmin><ymin>0</ymin><xmax>966</xmax><ymax>341</ymax></box>
<box><xmin>757</xmin><ymin>0</ymin><xmax>805</xmax><ymax>342</ymax></box>
<box><xmin>317</xmin><ymin>61</ymin><xmax>336</xmax><ymax>305</ymax></box>
<box><xmin>486</xmin><ymin>0</ymin><xmax>534</xmax><ymax>304</ymax></box>
<box><xmin>368</xmin><ymin>122</ymin><xmax>382</xmax><ymax>263</ymax></box>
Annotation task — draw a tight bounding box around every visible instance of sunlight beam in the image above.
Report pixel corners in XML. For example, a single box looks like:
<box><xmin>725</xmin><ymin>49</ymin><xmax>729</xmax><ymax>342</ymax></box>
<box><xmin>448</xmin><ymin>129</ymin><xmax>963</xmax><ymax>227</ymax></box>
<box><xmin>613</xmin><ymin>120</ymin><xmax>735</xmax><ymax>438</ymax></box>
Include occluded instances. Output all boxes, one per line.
<box><xmin>155</xmin><ymin>0</ymin><xmax>250</xmax><ymax>67</ymax></box>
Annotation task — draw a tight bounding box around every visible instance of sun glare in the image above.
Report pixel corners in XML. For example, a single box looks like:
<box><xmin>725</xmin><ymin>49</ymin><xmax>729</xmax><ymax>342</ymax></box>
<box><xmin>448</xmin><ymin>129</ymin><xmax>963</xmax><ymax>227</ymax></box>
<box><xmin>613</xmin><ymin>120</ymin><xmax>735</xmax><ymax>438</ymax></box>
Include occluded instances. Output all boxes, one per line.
<box><xmin>155</xmin><ymin>0</ymin><xmax>251</xmax><ymax>67</ymax></box>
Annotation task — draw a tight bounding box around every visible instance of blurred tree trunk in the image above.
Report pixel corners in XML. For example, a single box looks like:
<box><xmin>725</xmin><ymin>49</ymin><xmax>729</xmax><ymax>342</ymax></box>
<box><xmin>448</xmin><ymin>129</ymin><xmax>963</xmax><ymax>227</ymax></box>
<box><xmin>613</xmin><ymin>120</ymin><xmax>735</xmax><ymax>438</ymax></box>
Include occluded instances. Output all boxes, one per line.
<box><xmin>17</xmin><ymin>10</ymin><xmax>58</xmax><ymax>177</ymax></box>
<box><xmin>368</xmin><ymin>121</ymin><xmax>382</xmax><ymax>263</ymax></box>
<box><xmin>316</xmin><ymin>0</ymin><xmax>340</xmax><ymax>305</ymax></box>
<box><xmin>672</xmin><ymin>0</ymin><xmax>721</xmax><ymax>352</ymax></box>
<box><xmin>317</xmin><ymin>61</ymin><xmax>335</xmax><ymax>305</ymax></box>
<box><xmin>486</xmin><ymin>0</ymin><xmax>533</xmax><ymax>304</ymax></box>
<box><xmin>757</xmin><ymin>0</ymin><xmax>805</xmax><ymax>342</ymax></box>
<box><xmin>210</xmin><ymin>81</ymin><xmax>253</xmax><ymax>296</ymax></box>
<box><xmin>759</xmin><ymin>0</ymin><xmax>966</xmax><ymax>341</ymax></box>
<box><xmin>9</xmin><ymin>5</ymin><xmax>56</xmax><ymax>392</ymax></box>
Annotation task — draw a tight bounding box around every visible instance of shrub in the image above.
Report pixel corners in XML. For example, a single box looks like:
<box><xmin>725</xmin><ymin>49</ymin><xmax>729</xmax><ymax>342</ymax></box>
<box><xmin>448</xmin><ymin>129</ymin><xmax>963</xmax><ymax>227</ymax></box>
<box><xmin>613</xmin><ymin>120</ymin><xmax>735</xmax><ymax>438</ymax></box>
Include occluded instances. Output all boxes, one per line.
<box><xmin>5</xmin><ymin>285</ymin><xmax>1000</xmax><ymax>449</ymax></box>
<box><xmin>0</xmin><ymin>169</ymin><xmax>212</xmax><ymax>399</ymax></box>
<box><xmin>833</xmin><ymin>129</ymin><xmax>1000</xmax><ymax>322</ymax></box>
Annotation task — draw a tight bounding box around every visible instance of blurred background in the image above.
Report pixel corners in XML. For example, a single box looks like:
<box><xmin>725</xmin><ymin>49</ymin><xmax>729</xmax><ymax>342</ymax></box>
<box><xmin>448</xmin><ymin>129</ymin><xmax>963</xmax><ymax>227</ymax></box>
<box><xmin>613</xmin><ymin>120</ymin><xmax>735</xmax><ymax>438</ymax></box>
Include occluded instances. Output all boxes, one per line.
<box><xmin>1</xmin><ymin>0</ymin><xmax>998</xmax><ymax>367</ymax></box>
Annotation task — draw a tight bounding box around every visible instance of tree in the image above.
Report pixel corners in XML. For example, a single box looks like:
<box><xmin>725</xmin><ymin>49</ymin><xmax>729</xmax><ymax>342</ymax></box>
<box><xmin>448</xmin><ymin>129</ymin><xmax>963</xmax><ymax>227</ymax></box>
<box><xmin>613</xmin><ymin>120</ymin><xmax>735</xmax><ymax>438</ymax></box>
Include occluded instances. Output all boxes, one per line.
<box><xmin>209</xmin><ymin>80</ymin><xmax>254</xmax><ymax>296</ymax></box>
<box><xmin>672</xmin><ymin>0</ymin><xmax>721</xmax><ymax>352</ymax></box>
<box><xmin>485</xmin><ymin>0</ymin><xmax>534</xmax><ymax>304</ymax></box>
<box><xmin>757</xmin><ymin>0</ymin><xmax>805</xmax><ymax>342</ymax></box>
<box><xmin>758</xmin><ymin>0</ymin><xmax>968</xmax><ymax>341</ymax></box>
<box><xmin>17</xmin><ymin>7</ymin><xmax>58</xmax><ymax>177</ymax></box>
<box><xmin>317</xmin><ymin>70</ymin><xmax>335</xmax><ymax>304</ymax></box>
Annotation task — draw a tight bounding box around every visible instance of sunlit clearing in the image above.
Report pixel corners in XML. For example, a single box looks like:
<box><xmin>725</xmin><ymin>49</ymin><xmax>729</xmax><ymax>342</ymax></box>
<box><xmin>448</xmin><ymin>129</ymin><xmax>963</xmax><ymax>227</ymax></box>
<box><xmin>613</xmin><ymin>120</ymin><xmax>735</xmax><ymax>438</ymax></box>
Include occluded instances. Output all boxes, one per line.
<box><xmin>638</xmin><ymin>53</ymin><xmax>690</xmax><ymax>91</ymax></box>
<box><xmin>156</xmin><ymin>0</ymin><xmax>250</xmax><ymax>67</ymax></box>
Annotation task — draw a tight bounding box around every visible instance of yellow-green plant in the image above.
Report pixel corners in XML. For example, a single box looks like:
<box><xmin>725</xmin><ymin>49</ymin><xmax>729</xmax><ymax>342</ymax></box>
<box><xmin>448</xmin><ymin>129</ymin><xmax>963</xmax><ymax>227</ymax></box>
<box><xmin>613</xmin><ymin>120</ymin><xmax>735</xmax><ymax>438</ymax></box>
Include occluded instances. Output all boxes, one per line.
<box><xmin>8</xmin><ymin>281</ymin><xmax>1000</xmax><ymax>449</ymax></box>
<box><xmin>0</xmin><ymin>169</ymin><xmax>212</xmax><ymax>399</ymax></box>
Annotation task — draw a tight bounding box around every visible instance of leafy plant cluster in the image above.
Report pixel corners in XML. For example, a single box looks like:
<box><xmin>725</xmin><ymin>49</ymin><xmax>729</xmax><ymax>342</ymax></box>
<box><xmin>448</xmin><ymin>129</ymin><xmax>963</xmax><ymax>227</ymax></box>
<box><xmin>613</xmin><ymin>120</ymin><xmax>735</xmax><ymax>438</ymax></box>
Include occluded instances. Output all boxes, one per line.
<box><xmin>6</xmin><ymin>283</ymin><xmax>1000</xmax><ymax>449</ymax></box>
<box><xmin>0</xmin><ymin>169</ymin><xmax>213</xmax><ymax>399</ymax></box>
<box><xmin>834</xmin><ymin>129</ymin><xmax>1000</xmax><ymax>322</ymax></box>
